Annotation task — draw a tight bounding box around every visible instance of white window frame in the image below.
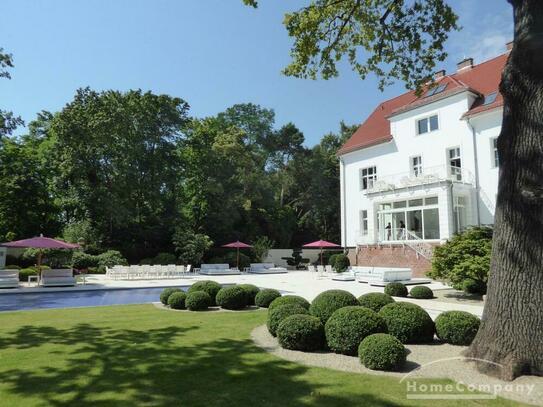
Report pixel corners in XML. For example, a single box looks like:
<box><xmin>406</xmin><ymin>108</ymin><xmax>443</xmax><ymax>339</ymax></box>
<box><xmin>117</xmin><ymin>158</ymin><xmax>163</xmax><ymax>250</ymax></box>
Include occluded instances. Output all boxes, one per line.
<box><xmin>360</xmin><ymin>166</ymin><xmax>377</xmax><ymax>191</ymax></box>
<box><xmin>410</xmin><ymin>155</ymin><xmax>423</xmax><ymax>177</ymax></box>
<box><xmin>416</xmin><ymin>114</ymin><xmax>439</xmax><ymax>135</ymax></box>
<box><xmin>360</xmin><ymin>210</ymin><xmax>368</xmax><ymax>236</ymax></box>
<box><xmin>491</xmin><ymin>137</ymin><xmax>499</xmax><ymax>168</ymax></box>
<box><xmin>447</xmin><ymin>146</ymin><xmax>462</xmax><ymax>180</ymax></box>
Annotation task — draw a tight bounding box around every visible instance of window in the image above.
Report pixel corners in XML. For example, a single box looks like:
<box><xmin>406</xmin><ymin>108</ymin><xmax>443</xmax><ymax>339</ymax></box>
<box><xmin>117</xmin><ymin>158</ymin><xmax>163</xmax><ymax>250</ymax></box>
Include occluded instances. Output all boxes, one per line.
<box><xmin>492</xmin><ymin>138</ymin><xmax>499</xmax><ymax>167</ymax></box>
<box><xmin>393</xmin><ymin>200</ymin><xmax>406</xmax><ymax>209</ymax></box>
<box><xmin>408</xmin><ymin>198</ymin><xmax>423</xmax><ymax>207</ymax></box>
<box><xmin>425</xmin><ymin>196</ymin><xmax>438</xmax><ymax>205</ymax></box>
<box><xmin>360</xmin><ymin>210</ymin><xmax>368</xmax><ymax>236</ymax></box>
<box><xmin>483</xmin><ymin>92</ymin><xmax>498</xmax><ymax>105</ymax></box>
<box><xmin>448</xmin><ymin>147</ymin><xmax>462</xmax><ymax>181</ymax></box>
<box><xmin>417</xmin><ymin>115</ymin><xmax>439</xmax><ymax>135</ymax></box>
<box><xmin>424</xmin><ymin>83</ymin><xmax>448</xmax><ymax>98</ymax></box>
<box><xmin>360</xmin><ymin>166</ymin><xmax>377</xmax><ymax>190</ymax></box>
<box><xmin>411</xmin><ymin>156</ymin><xmax>423</xmax><ymax>176</ymax></box>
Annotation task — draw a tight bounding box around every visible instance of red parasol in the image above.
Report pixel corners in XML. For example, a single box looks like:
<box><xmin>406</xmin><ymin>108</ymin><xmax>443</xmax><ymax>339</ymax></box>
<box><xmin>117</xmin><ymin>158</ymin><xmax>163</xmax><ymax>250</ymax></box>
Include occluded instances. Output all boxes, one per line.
<box><xmin>222</xmin><ymin>241</ymin><xmax>252</xmax><ymax>269</ymax></box>
<box><xmin>302</xmin><ymin>240</ymin><xmax>341</xmax><ymax>266</ymax></box>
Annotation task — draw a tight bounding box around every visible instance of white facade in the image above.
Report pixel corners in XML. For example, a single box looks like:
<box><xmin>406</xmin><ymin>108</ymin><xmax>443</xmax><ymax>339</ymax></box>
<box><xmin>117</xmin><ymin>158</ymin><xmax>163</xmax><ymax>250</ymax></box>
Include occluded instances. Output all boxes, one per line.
<box><xmin>340</xmin><ymin>92</ymin><xmax>502</xmax><ymax>247</ymax></box>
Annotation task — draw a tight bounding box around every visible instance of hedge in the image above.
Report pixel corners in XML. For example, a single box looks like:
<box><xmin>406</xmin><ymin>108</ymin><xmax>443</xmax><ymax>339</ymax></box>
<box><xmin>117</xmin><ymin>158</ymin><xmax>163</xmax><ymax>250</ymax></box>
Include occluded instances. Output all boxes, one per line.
<box><xmin>276</xmin><ymin>314</ymin><xmax>325</xmax><ymax>351</ymax></box>
<box><xmin>358</xmin><ymin>292</ymin><xmax>395</xmax><ymax>312</ymax></box>
<box><xmin>309</xmin><ymin>290</ymin><xmax>359</xmax><ymax>324</ymax></box>
<box><xmin>238</xmin><ymin>284</ymin><xmax>260</xmax><ymax>306</ymax></box>
<box><xmin>255</xmin><ymin>289</ymin><xmax>281</xmax><ymax>308</ymax></box>
<box><xmin>160</xmin><ymin>287</ymin><xmax>182</xmax><ymax>305</ymax></box>
<box><xmin>267</xmin><ymin>304</ymin><xmax>309</xmax><ymax>337</ymax></box>
<box><xmin>409</xmin><ymin>286</ymin><xmax>434</xmax><ymax>299</ymax></box>
<box><xmin>358</xmin><ymin>333</ymin><xmax>407</xmax><ymax>371</ymax></box>
<box><xmin>185</xmin><ymin>291</ymin><xmax>211</xmax><ymax>311</ymax></box>
<box><xmin>216</xmin><ymin>286</ymin><xmax>248</xmax><ymax>310</ymax></box>
<box><xmin>269</xmin><ymin>295</ymin><xmax>310</xmax><ymax>312</ymax></box>
<box><xmin>435</xmin><ymin>311</ymin><xmax>480</xmax><ymax>345</ymax></box>
<box><xmin>379</xmin><ymin>302</ymin><xmax>435</xmax><ymax>343</ymax></box>
<box><xmin>188</xmin><ymin>280</ymin><xmax>222</xmax><ymax>306</ymax></box>
<box><xmin>167</xmin><ymin>291</ymin><xmax>187</xmax><ymax>310</ymax></box>
<box><xmin>384</xmin><ymin>282</ymin><xmax>408</xmax><ymax>297</ymax></box>
<box><xmin>325</xmin><ymin>306</ymin><xmax>388</xmax><ymax>356</ymax></box>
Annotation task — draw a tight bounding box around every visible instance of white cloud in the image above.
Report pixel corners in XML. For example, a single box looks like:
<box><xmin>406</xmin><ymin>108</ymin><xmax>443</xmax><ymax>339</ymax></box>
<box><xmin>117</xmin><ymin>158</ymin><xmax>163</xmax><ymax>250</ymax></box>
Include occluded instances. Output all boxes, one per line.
<box><xmin>448</xmin><ymin>0</ymin><xmax>513</xmax><ymax>64</ymax></box>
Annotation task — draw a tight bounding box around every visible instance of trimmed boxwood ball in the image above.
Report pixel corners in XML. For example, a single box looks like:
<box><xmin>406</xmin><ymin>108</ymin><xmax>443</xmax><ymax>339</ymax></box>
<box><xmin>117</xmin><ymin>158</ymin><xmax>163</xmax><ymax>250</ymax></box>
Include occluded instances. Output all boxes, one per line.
<box><xmin>358</xmin><ymin>333</ymin><xmax>407</xmax><ymax>371</ymax></box>
<box><xmin>435</xmin><ymin>311</ymin><xmax>481</xmax><ymax>345</ymax></box>
<box><xmin>238</xmin><ymin>284</ymin><xmax>260</xmax><ymax>306</ymax></box>
<box><xmin>277</xmin><ymin>314</ymin><xmax>325</xmax><ymax>351</ymax></box>
<box><xmin>255</xmin><ymin>289</ymin><xmax>281</xmax><ymax>308</ymax></box>
<box><xmin>358</xmin><ymin>292</ymin><xmax>395</xmax><ymax>312</ymax></box>
<box><xmin>216</xmin><ymin>286</ymin><xmax>248</xmax><ymax>310</ymax></box>
<box><xmin>188</xmin><ymin>280</ymin><xmax>222</xmax><ymax>306</ymax></box>
<box><xmin>167</xmin><ymin>291</ymin><xmax>187</xmax><ymax>310</ymax></box>
<box><xmin>185</xmin><ymin>290</ymin><xmax>211</xmax><ymax>311</ymax></box>
<box><xmin>325</xmin><ymin>306</ymin><xmax>388</xmax><ymax>355</ymax></box>
<box><xmin>409</xmin><ymin>286</ymin><xmax>434</xmax><ymax>299</ymax></box>
<box><xmin>384</xmin><ymin>282</ymin><xmax>408</xmax><ymax>297</ymax></box>
<box><xmin>160</xmin><ymin>288</ymin><xmax>182</xmax><ymax>305</ymax></box>
<box><xmin>269</xmin><ymin>295</ymin><xmax>310</xmax><ymax>312</ymax></box>
<box><xmin>309</xmin><ymin>290</ymin><xmax>359</xmax><ymax>324</ymax></box>
<box><xmin>267</xmin><ymin>304</ymin><xmax>309</xmax><ymax>336</ymax></box>
<box><xmin>379</xmin><ymin>302</ymin><xmax>435</xmax><ymax>343</ymax></box>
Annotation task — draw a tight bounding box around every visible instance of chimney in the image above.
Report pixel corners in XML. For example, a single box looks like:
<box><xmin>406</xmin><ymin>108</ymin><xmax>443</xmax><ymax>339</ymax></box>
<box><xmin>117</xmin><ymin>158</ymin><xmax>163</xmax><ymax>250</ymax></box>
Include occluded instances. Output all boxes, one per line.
<box><xmin>434</xmin><ymin>69</ymin><xmax>446</xmax><ymax>80</ymax></box>
<box><xmin>457</xmin><ymin>57</ymin><xmax>474</xmax><ymax>72</ymax></box>
<box><xmin>506</xmin><ymin>41</ymin><xmax>513</xmax><ymax>51</ymax></box>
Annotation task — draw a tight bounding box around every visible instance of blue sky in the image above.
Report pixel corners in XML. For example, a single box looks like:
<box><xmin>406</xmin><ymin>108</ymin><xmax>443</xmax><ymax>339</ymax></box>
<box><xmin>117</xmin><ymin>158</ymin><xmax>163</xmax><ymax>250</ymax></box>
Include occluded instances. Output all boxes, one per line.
<box><xmin>1</xmin><ymin>0</ymin><xmax>512</xmax><ymax>146</ymax></box>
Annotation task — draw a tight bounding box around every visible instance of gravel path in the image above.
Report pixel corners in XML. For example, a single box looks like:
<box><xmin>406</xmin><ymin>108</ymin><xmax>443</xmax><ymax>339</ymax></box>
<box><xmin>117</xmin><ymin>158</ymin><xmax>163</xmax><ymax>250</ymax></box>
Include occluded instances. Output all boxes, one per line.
<box><xmin>252</xmin><ymin>324</ymin><xmax>542</xmax><ymax>406</ymax></box>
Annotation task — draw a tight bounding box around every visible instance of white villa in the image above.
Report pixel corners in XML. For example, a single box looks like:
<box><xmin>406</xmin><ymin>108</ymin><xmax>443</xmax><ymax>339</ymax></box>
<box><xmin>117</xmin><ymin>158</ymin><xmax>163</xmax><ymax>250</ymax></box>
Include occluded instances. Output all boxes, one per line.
<box><xmin>339</xmin><ymin>45</ymin><xmax>509</xmax><ymax>261</ymax></box>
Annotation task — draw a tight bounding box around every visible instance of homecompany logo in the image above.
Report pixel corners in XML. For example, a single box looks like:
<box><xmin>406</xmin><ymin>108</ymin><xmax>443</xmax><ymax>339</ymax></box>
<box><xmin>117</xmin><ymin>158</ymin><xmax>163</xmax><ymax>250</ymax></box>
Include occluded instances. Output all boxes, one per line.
<box><xmin>400</xmin><ymin>357</ymin><xmax>535</xmax><ymax>400</ymax></box>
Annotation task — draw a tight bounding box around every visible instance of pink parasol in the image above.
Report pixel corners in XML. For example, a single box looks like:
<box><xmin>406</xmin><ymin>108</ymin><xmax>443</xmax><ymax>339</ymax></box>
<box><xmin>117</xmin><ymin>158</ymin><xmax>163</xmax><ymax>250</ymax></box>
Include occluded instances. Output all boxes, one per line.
<box><xmin>222</xmin><ymin>241</ymin><xmax>252</xmax><ymax>269</ymax></box>
<box><xmin>302</xmin><ymin>240</ymin><xmax>341</xmax><ymax>265</ymax></box>
<box><xmin>1</xmin><ymin>235</ymin><xmax>80</xmax><ymax>276</ymax></box>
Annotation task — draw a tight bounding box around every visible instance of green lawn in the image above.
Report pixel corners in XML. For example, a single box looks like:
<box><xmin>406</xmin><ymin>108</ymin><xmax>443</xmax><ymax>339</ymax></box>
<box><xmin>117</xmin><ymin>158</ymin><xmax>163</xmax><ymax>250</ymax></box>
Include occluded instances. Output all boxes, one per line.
<box><xmin>0</xmin><ymin>305</ymin><xmax>522</xmax><ymax>406</ymax></box>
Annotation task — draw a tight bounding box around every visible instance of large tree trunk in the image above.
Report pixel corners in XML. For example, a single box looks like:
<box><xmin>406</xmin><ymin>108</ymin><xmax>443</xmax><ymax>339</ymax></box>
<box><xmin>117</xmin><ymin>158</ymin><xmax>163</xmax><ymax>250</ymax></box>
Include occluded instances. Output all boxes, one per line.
<box><xmin>466</xmin><ymin>0</ymin><xmax>543</xmax><ymax>380</ymax></box>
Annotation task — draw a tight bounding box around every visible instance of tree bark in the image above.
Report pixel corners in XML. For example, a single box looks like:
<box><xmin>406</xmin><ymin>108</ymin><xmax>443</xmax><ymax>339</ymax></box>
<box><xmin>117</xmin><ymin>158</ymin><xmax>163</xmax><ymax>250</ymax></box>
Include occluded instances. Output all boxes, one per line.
<box><xmin>466</xmin><ymin>0</ymin><xmax>543</xmax><ymax>380</ymax></box>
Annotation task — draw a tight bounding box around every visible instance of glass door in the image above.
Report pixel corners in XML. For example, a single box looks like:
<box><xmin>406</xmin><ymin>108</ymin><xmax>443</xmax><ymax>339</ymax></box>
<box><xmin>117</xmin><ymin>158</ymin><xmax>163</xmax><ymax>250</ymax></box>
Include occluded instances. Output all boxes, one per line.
<box><xmin>407</xmin><ymin>210</ymin><xmax>423</xmax><ymax>239</ymax></box>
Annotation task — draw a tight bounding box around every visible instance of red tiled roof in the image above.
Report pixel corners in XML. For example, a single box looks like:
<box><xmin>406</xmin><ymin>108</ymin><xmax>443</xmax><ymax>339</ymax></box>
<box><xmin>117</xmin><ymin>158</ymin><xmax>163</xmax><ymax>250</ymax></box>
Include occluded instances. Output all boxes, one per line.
<box><xmin>338</xmin><ymin>53</ymin><xmax>508</xmax><ymax>156</ymax></box>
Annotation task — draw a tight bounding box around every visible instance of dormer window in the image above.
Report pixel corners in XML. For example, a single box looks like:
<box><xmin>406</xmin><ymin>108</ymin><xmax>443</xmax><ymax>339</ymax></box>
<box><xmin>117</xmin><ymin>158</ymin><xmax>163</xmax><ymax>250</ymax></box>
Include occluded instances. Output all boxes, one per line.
<box><xmin>417</xmin><ymin>114</ymin><xmax>439</xmax><ymax>135</ymax></box>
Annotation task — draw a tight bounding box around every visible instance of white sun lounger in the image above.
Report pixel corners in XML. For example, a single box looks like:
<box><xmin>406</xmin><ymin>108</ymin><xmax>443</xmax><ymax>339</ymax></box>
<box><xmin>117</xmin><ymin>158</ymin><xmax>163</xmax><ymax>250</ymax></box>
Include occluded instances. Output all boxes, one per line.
<box><xmin>246</xmin><ymin>263</ymin><xmax>288</xmax><ymax>274</ymax></box>
<box><xmin>0</xmin><ymin>270</ymin><xmax>19</xmax><ymax>288</ymax></box>
<box><xmin>197</xmin><ymin>264</ymin><xmax>241</xmax><ymax>275</ymax></box>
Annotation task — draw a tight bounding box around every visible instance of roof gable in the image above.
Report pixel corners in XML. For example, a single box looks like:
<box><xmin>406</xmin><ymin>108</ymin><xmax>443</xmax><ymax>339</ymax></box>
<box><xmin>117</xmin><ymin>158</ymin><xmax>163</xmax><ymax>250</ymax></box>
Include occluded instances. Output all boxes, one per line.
<box><xmin>338</xmin><ymin>53</ymin><xmax>508</xmax><ymax>156</ymax></box>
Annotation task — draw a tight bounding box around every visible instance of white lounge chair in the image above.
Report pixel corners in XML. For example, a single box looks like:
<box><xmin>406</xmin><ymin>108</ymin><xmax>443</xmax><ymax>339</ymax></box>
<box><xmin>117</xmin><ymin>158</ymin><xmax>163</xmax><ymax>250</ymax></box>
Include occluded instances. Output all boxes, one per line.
<box><xmin>325</xmin><ymin>265</ymin><xmax>334</xmax><ymax>273</ymax></box>
<box><xmin>0</xmin><ymin>270</ymin><xmax>19</xmax><ymax>288</ymax></box>
<box><xmin>307</xmin><ymin>265</ymin><xmax>316</xmax><ymax>273</ymax></box>
<box><xmin>40</xmin><ymin>269</ymin><xmax>76</xmax><ymax>287</ymax></box>
<box><xmin>247</xmin><ymin>263</ymin><xmax>288</xmax><ymax>274</ymax></box>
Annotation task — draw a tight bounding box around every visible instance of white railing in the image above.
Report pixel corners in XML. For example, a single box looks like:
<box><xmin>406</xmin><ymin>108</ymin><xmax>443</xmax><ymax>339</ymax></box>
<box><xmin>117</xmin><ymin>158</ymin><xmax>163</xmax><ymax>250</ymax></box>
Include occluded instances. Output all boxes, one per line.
<box><xmin>366</xmin><ymin>165</ymin><xmax>474</xmax><ymax>194</ymax></box>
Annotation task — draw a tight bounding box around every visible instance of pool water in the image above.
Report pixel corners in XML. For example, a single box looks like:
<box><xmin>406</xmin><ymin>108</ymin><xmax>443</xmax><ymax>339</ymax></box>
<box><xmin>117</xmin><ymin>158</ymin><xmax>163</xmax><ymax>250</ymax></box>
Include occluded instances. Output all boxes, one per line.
<box><xmin>0</xmin><ymin>287</ymin><xmax>186</xmax><ymax>312</ymax></box>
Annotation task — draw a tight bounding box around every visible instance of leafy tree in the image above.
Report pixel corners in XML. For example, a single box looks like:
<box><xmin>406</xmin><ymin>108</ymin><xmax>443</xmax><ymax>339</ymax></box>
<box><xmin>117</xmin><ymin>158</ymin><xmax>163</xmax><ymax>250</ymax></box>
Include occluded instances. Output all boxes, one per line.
<box><xmin>429</xmin><ymin>227</ymin><xmax>492</xmax><ymax>294</ymax></box>
<box><xmin>48</xmin><ymin>88</ymin><xmax>189</xmax><ymax>259</ymax></box>
<box><xmin>0</xmin><ymin>48</ymin><xmax>23</xmax><ymax>141</ymax></box>
<box><xmin>245</xmin><ymin>0</ymin><xmax>543</xmax><ymax>380</ymax></box>
<box><xmin>173</xmin><ymin>229</ymin><xmax>213</xmax><ymax>265</ymax></box>
<box><xmin>252</xmin><ymin>236</ymin><xmax>275</xmax><ymax>262</ymax></box>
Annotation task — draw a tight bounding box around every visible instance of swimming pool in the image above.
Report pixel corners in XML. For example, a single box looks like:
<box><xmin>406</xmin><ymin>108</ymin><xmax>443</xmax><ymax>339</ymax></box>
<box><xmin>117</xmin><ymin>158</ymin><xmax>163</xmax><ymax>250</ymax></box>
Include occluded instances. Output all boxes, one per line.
<box><xmin>0</xmin><ymin>287</ymin><xmax>186</xmax><ymax>312</ymax></box>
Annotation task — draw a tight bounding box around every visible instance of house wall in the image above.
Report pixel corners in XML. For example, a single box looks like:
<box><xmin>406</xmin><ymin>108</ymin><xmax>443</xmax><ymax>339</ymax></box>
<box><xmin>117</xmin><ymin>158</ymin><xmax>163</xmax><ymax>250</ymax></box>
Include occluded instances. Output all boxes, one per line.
<box><xmin>340</xmin><ymin>92</ymin><xmax>482</xmax><ymax>247</ymax></box>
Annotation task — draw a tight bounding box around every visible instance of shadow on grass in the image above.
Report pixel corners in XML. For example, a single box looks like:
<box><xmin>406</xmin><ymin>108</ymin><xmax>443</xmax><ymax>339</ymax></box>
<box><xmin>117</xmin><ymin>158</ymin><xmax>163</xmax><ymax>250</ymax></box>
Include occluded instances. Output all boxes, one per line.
<box><xmin>0</xmin><ymin>322</ymin><xmax>400</xmax><ymax>407</ymax></box>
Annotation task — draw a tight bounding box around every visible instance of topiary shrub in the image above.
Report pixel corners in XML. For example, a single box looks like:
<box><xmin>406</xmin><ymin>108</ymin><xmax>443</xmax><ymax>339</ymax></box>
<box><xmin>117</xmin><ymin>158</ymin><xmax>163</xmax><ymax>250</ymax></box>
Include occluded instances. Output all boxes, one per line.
<box><xmin>277</xmin><ymin>314</ymin><xmax>325</xmax><ymax>351</ymax></box>
<box><xmin>238</xmin><ymin>284</ymin><xmax>260</xmax><ymax>306</ymax></box>
<box><xmin>255</xmin><ymin>289</ymin><xmax>281</xmax><ymax>308</ymax></box>
<box><xmin>358</xmin><ymin>333</ymin><xmax>407</xmax><ymax>371</ymax></box>
<box><xmin>267</xmin><ymin>304</ymin><xmax>309</xmax><ymax>336</ymax></box>
<box><xmin>409</xmin><ymin>286</ymin><xmax>434</xmax><ymax>299</ymax></box>
<box><xmin>216</xmin><ymin>285</ymin><xmax>248</xmax><ymax>310</ymax></box>
<box><xmin>333</xmin><ymin>254</ymin><xmax>351</xmax><ymax>273</ymax></box>
<box><xmin>188</xmin><ymin>280</ymin><xmax>222</xmax><ymax>306</ymax></box>
<box><xmin>328</xmin><ymin>254</ymin><xmax>340</xmax><ymax>268</ymax></box>
<box><xmin>269</xmin><ymin>295</ymin><xmax>310</xmax><ymax>312</ymax></box>
<box><xmin>160</xmin><ymin>287</ymin><xmax>182</xmax><ymax>305</ymax></box>
<box><xmin>309</xmin><ymin>290</ymin><xmax>359</xmax><ymax>324</ymax></box>
<box><xmin>167</xmin><ymin>291</ymin><xmax>187</xmax><ymax>310</ymax></box>
<box><xmin>325</xmin><ymin>306</ymin><xmax>388</xmax><ymax>355</ymax></box>
<box><xmin>3</xmin><ymin>265</ymin><xmax>21</xmax><ymax>270</ymax></box>
<box><xmin>185</xmin><ymin>291</ymin><xmax>211</xmax><ymax>311</ymax></box>
<box><xmin>358</xmin><ymin>292</ymin><xmax>395</xmax><ymax>312</ymax></box>
<box><xmin>435</xmin><ymin>311</ymin><xmax>480</xmax><ymax>345</ymax></box>
<box><xmin>379</xmin><ymin>302</ymin><xmax>435</xmax><ymax>343</ymax></box>
<box><xmin>462</xmin><ymin>278</ymin><xmax>486</xmax><ymax>295</ymax></box>
<box><xmin>153</xmin><ymin>252</ymin><xmax>177</xmax><ymax>265</ymax></box>
<box><xmin>18</xmin><ymin>268</ymin><xmax>38</xmax><ymax>282</ymax></box>
<box><xmin>384</xmin><ymin>282</ymin><xmax>408</xmax><ymax>297</ymax></box>
<box><xmin>72</xmin><ymin>252</ymin><xmax>99</xmax><ymax>270</ymax></box>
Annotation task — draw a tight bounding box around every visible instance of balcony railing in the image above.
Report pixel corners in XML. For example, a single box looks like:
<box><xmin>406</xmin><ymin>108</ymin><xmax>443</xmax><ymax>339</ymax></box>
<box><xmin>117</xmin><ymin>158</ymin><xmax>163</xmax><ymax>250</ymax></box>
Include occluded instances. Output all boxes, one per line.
<box><xmin>365</xmin><ymin>165</ymin><xmax>474</xmax><ymax>194</ymax></box>
<box><xmin>356</xmin><ymin>228</ymin><xmax>435</xmax><ymax>259</ymax></box>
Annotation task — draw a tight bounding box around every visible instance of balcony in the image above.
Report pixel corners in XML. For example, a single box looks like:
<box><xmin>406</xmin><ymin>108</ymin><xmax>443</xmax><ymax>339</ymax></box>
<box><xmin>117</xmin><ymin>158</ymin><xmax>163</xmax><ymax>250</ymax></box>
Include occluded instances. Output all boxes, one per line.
<box><xmin>365</xmin><ymin>165</ymin><xmax>474</xmax><ymax>194</ymax></box>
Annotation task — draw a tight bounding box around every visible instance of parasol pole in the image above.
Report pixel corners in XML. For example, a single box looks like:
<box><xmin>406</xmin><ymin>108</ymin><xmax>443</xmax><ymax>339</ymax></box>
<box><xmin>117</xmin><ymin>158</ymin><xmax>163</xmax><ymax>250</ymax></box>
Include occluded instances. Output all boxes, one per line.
<box><xmin>37</xmin><ymin>249</ymin><xmax>43</xmax><ymax>283</ymax></box>
<box><xmin>237</xmin><ymin>247</ymin><xmax>240</xmax><ymax>269</ymax></box>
